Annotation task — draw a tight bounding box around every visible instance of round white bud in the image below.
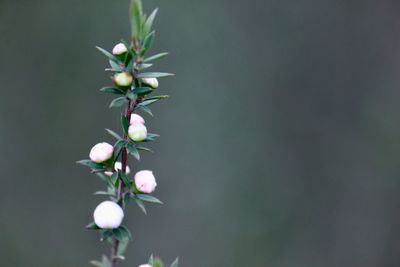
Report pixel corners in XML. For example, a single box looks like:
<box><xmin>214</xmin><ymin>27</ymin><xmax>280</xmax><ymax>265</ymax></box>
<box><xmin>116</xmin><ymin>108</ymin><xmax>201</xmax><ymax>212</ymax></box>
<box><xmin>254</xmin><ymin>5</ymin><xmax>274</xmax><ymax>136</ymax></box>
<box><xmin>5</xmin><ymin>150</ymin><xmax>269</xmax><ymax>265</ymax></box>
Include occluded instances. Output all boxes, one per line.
<box><xmin>130</xmin><ymin>113</ymin><xmax>145</xmax><ymax>125</ymax></box>
<box><xmin>114</xmin><ymin>72</ymin><xmax>133</xmax><ymax>87</ymax></box>
<box><xmin>93</xmin><ymin>201</ymin><xmax>124</xmax><ymax>229</ymax></box>
<box><xmin>128</xmin><ymin>123</ymin><xmax>147</xmax><ymax>142</ymax></box>
<box><xmin>112</xmin><ymin>43</ymin><xmax>128</xmax><ymax>55</ymax></box>
<box><xmin>89</xmin><ymin>142</ymin><xmax>114</xmax><ymax>163</ymax></box>
<box><xmin>142</xmin><ymin>77</ymin><xmax>159</xmax><ymax>89</ymax></box>
<box><xmin>139</xmin><ymin>265</ymin><xmax>152</xmax><ymax>267</ymax></box>
<box><xmin>134</xmin><ymin>170</ymin><xmax>157</xmax><ymax>194</ymax></box>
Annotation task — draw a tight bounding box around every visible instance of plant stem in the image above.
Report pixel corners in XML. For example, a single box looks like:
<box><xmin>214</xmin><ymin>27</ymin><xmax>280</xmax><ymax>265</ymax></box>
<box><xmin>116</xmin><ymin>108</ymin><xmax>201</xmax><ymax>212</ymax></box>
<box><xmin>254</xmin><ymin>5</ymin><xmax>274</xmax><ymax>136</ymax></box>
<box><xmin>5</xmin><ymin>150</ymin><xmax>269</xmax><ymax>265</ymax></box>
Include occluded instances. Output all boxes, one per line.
<box><xmin>110</xmin><ymin>52</ymin><xmax>141</xmax><ymax>267</ymax></box>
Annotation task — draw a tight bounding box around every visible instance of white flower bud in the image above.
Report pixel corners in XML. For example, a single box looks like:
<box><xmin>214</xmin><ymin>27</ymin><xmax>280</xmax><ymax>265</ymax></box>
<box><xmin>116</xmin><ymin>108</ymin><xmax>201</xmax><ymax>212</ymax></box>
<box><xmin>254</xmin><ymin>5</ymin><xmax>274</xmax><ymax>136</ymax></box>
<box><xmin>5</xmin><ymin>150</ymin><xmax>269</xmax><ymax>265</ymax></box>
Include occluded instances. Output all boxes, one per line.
<box><xmin>142</xmin><ymin>77</ymin><xmax>159</xmax><ymax>89</ymax></box>
<box><xmin>105</xmin><ymin>161</ymin><xmax>131</xmax><ymax>176</ymax></box>
<box><xmin>89</xmin><ymin>142</ymin><xmax>114</xmax><ymax>163</ymax></box>
<box><xmin>134</xmin><ymin>170</ymin><xmax>157</xmax><ymax>194</ymax></box>
<box><xmin>128</xmin><ymin>123</ymin><xmax>147</xmax><ymax>142</ymax></box>
<box><xmin>130</xmin><ymin>113</ymin><xmax>145</xmax><ymax>125</ymax></box>
<box><xmin>93</xmin><ymin>201</ymin><xmax>124</xmax><ymax>229</ymax></box>
<box><xmin>139</xmin><ymin>265</ymin><xmax>152</xmax><ymax>267</ymax></box>
<box><xmin>114</xmin><ymin>72</ymin><xmax>133</xmax><ymax>87</ymax></box>
<box><xmin>112</xmin><ymin>43</ymin><xmax>128</xmax><ymax>55</ymax></box>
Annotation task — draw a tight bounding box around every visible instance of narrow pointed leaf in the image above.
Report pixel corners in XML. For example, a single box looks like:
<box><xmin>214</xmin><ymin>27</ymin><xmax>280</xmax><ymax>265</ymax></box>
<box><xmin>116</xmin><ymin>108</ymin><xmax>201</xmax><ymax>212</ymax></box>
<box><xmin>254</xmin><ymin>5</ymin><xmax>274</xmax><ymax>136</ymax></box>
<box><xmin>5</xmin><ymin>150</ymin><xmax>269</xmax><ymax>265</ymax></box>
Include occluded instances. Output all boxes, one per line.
<box><xmin>96</xmin><ymin>46</ymin><xmax>118</xmax><ymax>62</ymax></box>
<box><xmin>127</xmin><ymin>143</ymin><xmax>140</xmax><ymax>160</ymax></box>
<box><xmin>136</xmin><ymin>194</ymin><xmax>163</xmax><ymax>204</ymax></box>
<box><xmin>137</xmin><ymin>72</ymin><xmax>174</xmax><ymax>78</ymax></box>
<box><xmin>121</xmin><ymin>114</ymin><xmax>129</xmax><ymax>135</ymax></box>
<box><xmin>136</xmin><ymin>146</ymin><xmax>153</xmax><ymax>153</ymax></box>
<box><xmin>144</xmin><ymin>8</ymin><xmax>158</xmax><ymax>36</ymax></box>
<box><xmin>133</xmin><ymin>87</ymin><xmax>153</xmax><ymax>95</ymax></box>
<box><xmin>109</xmin><ymin>97</ymin><xmax>128</xmax><ymax>108</ymax></box>
<box><xmin>100</xmin><ymin>87</ymin><xmax>124</xmax><ymax>95</ymax></box>
<box><xmin>86</xmin><ymin>222</ymin><xmax>100</xmax><ymax>230</ymax></box>
<box><xmin>148</xmin><ymin>254</ymin><xmax>154</xmax><ymax>265</ymax></box>
<box><xmin>170</xmin><ymin>257</ymin><xmax>179</xmax><ymax>267</ymax></box>
<box><xmin>134</xmin><ymin>198</ymin><xmax>147</xmax><ymax>214</ymax></box>
<box><xmin>105</xmin><ymin>128</ymin><xmax>123</xmax><ymax>140</ymax></box>
<box><xmin>140</xmin><ymin>105</ymin><xmax>153</xmax><ymax>116</ymax></box>
<box><xmin>144</xmin><ymin>52</ymin><xmax>169</xmax><ymax>63</ymax></box>
<box><xmin>77</xmin><ymin>160</ymin><xmax>106</xmax><ymax>171</ymax></box>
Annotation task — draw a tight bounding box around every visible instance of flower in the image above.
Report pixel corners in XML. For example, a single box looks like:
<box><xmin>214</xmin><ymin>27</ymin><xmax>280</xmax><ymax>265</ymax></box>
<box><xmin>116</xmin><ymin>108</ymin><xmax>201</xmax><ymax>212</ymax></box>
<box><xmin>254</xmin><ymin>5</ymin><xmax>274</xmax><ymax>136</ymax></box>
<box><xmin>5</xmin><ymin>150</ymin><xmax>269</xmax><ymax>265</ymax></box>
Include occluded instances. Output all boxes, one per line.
<box><xmin>114</xmin><ymin>72</ymin><xmax>133</xmax><ymax>87</ymax></box>
<box><xmin>105</xmin><ymin>161</ymin><xmax>131</xmax><ymax>176</ymax></box>
<box><xmin>139</xmin><ymin>265</ymin><xmax>152</xmax><ymax>267</ymax></box>
<box><xmin>128</xmin><ymin>123</ymin><xmax>147</xmax><ymax>142</ymax></box>
<box><xmin>130</xmin><ymin>113</ymin><xmax>145</xmax><ymax>125</ymax></box>
<box><xmin>93</xmin><ymin>201</ymin><xmax>124</xmax><ymax>229</ymax></box>
<box><xmin>134</xmin><ymin>170</ymin><xmax>157</xmax><ymax>193</ymax></box>
<box><xmin>89</xmin><ymin>142</ymin><xmax>114</xmax><ymax>163</ymax></box>
<box><xmin>142</xmin><ymin>77</ymin><xmax>159</xmax><ymax>89</ymax></box>
<box><xmin>112</xmin><ymin>43</ymin><xmax>128</xmax><ymax>55</ymax></box>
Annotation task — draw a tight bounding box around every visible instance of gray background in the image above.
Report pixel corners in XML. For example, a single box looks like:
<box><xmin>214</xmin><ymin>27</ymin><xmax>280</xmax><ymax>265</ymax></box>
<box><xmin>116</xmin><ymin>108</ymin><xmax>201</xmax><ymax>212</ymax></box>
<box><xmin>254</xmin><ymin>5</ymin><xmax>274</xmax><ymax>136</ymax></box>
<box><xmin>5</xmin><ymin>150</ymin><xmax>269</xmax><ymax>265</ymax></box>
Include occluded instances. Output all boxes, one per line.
<box><xmin>1</xmin><ymin>0</ymin><xmax>400</xmax><ymax>266</ymax></box>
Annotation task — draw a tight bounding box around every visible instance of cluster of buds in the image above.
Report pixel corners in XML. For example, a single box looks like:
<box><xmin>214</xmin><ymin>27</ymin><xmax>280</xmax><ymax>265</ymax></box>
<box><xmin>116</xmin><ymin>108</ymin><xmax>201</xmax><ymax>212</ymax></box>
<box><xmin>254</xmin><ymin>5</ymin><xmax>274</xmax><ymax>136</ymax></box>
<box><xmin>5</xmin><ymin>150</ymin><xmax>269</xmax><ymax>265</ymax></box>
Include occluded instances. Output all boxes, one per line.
<box><xmin>78</xmin><ymin>1</ymin><xmax>178</xmax><ymax>266</ymax></box>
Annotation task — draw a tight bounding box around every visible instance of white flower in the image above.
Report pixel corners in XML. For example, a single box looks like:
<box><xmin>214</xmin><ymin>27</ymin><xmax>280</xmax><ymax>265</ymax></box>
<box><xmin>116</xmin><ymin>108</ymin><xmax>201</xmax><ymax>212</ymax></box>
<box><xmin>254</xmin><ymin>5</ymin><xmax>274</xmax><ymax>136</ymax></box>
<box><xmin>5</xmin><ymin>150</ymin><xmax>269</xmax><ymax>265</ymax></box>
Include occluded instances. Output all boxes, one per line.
<box><xmin>89</xmin><ymin>142</ymin><xmax>114</xmax><ymax>163</ymax></box>
<box><xmin>112</xmin><ymin>43</ymin><xmax>128</xmax><ymax>55</ymax></box>
<box><xmin>128</xmin><ymin>123</ymin><xmax>147</xmax><ymax>142</ymax></box>
<box><xmin>134</xmin><ymin>170</ymin><xmax>157</xmax><ymax>193</ymax></box>
<box><xmin>93</xmin><ymin>201</ymin><xmax>124</xmax><ymax>229</ymax></box>
<box><xmin>105</xmin><ymin>161</ymin><xmax>131</xmax><ymax>176</ymax></box>
<box><xmin>142</xmin><ymin>77</ymin><xmax>159</xmax><ymax>89</ymax></box>
<box><xmin>114</xmin><ymin>72</ymin><xmax>133</xmax><ymax>87</ymax></box>
<box><xmin>130</xmin><ymin>113</ymin><xmax>145</xmax><ymax>125</ymax></box>
<box><xmin>139</xmin><ymin>265</ymin><xmax>152</xmax><ymax>267</ymax></box>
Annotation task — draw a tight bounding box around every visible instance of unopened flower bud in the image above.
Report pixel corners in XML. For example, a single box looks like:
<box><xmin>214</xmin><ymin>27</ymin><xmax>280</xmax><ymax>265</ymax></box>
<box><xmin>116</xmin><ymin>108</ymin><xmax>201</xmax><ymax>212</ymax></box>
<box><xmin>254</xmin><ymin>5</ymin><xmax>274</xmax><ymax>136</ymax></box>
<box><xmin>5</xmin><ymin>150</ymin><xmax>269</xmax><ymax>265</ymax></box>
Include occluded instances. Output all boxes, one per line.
<box><xmin>128</xmin><ymin>123</ymin><xmax>147</xmax><ymax>142</ymax></box>
<box><xmin>134</xmin><ymin>170</ymin><xmax>157</xmax><ymax>194</ymax></box>
<box><xmin>93</xmin><ymin>201</ymin><xmax>124</xmax><ymax>229</ymax></box>
<box><xmin>139</xmin><ymin>265</ymin><xmax>152</xmax><ymax>267</ymax></box>
<box><xmin>112</xmin><ymin>43</ymin><xmax>128</xmax><ymax>55</ymax></box>
<box><xmin>105</xmin><ymin>161</ymin><xmax>131</xmax><ymax>176</ymax></box>
<box><xmin>89</xmin><ymin>142</ymin><xmax>114</xmax><ymax>163</ymax></box>
<box><xmin>130</xmin><ymin>113</ymin><xmax>145</xmax><ymax>125</ymax></box>
<box><xmin>114</xmin><ymin>72</ymin><xmax>133</xmax><ymax>87</ymax></box>
<box><xmin>142</xmin><ymin>77</ymin><xmax>159</xmax><ymax>89</ymax></box>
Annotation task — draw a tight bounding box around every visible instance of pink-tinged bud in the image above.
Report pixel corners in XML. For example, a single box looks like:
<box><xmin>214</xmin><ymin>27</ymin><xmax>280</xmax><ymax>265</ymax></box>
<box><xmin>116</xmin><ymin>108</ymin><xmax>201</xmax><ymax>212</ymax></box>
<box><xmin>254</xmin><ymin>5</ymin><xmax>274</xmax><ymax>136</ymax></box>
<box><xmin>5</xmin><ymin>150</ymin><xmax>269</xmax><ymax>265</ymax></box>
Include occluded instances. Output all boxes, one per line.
<box><xmin>105</xmin><ymin>161</ymin><xmax>131</xmax><ymax>176</ymax></box>
<box><xmin>139</xmin><ymin>265</ymin><xmax>152</xmax><ymax>267</ymax></box>
<box><xmin>142</xmin><ymin>77</ymin><xmax>159</xmax><ymax>89</ymax></box>
<box><xmin>134</xmin><ymin>170</ymin><xmax>157</xmax><ymax>194</ymax></box>
<box><xmin>89</xmin><ymin>142</ymin><xmax>114</xmax><ymax>163</ymax></box>
<box><xmin>114</xmin><ymin>72</ymin><xmax>133</xmax><ymax>87</ymax></box>
<box><xmin>128</xmin><ymin>123</ymin><xmax>147</xmax><ymax>142</ymax></box>
<box><xmin>93</xmin><ymin>201</ymin><xmax>124</xmax><ymax>229</ymax></box>
<box><xmin>112</xmin><ymin>43</ymin><xmax>128</xmax><ymax>55</ymax></box>
<box><xmin>130</xmin><ymin>113</ymin><xmax>145</xmax><ymax>125</ymax></box>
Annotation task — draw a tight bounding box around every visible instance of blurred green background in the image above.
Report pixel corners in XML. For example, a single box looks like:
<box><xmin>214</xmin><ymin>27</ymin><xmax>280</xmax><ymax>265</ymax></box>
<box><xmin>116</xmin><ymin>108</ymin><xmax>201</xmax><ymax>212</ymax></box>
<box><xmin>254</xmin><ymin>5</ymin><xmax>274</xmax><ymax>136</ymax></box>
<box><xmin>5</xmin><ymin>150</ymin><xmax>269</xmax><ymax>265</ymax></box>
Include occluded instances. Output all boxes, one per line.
<box><xmin>1</xmin><ymin>0</ymin><xmax>400</xmax><ymax>266</ymax></box>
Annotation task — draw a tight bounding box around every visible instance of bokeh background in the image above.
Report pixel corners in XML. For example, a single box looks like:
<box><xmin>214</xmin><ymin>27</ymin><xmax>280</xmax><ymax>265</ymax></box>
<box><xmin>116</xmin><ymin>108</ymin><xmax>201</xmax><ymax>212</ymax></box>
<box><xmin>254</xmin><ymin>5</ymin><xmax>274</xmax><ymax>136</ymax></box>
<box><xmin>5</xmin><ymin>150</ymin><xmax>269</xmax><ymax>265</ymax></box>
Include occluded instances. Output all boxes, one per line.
<box><xmin>1</xmin><ymin>0</ymin><xmax>400</xmax><ymax>266</ymax></box>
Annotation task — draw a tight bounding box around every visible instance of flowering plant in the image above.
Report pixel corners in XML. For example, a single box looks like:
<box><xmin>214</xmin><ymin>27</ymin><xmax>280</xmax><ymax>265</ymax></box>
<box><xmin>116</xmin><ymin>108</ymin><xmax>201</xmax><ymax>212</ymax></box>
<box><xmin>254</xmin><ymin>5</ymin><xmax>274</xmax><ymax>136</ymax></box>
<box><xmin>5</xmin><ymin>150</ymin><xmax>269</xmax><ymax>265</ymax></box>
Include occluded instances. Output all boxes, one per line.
<box><xmin>77</xmin><ymin>1</ymin><xmax>178</xmax><ymax>266</ymax></box>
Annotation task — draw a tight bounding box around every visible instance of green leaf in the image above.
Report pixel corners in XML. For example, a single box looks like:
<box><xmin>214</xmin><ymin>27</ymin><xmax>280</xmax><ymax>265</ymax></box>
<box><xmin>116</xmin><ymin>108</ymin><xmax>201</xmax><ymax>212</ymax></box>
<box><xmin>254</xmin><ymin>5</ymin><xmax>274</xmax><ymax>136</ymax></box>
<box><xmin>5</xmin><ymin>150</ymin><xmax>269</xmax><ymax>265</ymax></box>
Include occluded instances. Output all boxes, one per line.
<box><xmin>137</xmin><ymin>146</ymin><xmax>153</xmax><ymax>153</ymax></box>
<box><xmin>140</xmin><ymin>105</ymin><xmax>153</xmax><ymax>116</ymax></box>
<box><xmin>148</xmin><ymin>254</ymin><xmax>154</xmax><ymax>266</ymax></box>
<box><xmin>113</xmin><ymin>139</ymin><xmax>126</xmax><ymax>164</ymax></box>
<box><xmin>96</xmin><ymin>172</ymin><xmax>109</xmax><ymax>183</ymax></box>
<box><xmin>109</xmin><ymin>97</ymin><xmax>128</xmax><ymax>108</ymax></box>
<box><xmin>170</xmin><ymin>257</ymin><xmax>179</xmax><ymax>267</ymax></box>
<box><xmin>116</xmin><ymin>237</ymin><xmax>129</xmax><ymax>260</ymax></box>
<box><xmin>127</xmin><ymin>143</ymin><xmax>140</xmax><ymax>160</ymax></box>
<box><xmin>134</xmin><ymin>198</ymin><xmax>147</xmax><ymax>214</ymax></box>
<box><xmin>96</xmin><ymin>46</ymin><xmax>118</xmax><ymax>62</ymax></box>
<box><xmin>137</xmin><ymin>72</ymin><xmax>174</xmax><ymax>78</ymax></box>
<box><xmin>133</xmin><ymin>87</ymin><xmax>153</xmax><ymax>95</ymax></box>
<box><xmin>130</xmin><ymin>0</ymin><xmax>143</xmax><ymax>39</ymax></box>
<box><xmin>154</xmin><ymin>258</ymin><xmax>165</xmax><ymax>267</ymax></box>
<box><xmin>140</xmin><ymin>63</ymin><xmax>153</xmax><ymax>70</ymax></box>
<box><xmin>119</xmin><ymin>225</ymin><xmax>133</xmax><ymax>240</ymax></box>
<box><xmin>126</xmin><ymin>91</ymin><xmax>137</xmax><ymax>101</ymax></box>
<box><xmin>122</xmin><ymin>192</ymin><xmax>132</xmax><ymax>207</ymax></box>
<box><xmin>141</xmin><ymin>31</ymin><xmax>155</xmax><ymax>55</ymax></box>
<box><xmin>119</xmin><ymin>170</ymin><xmax>132</xmax><ymax>188</ymax></box>
<box><xmin>143</xmin><ymin>8</ymin><xmax>158</xmax><ymax>37</ymax></box>
<box><xmin>110</xmin><ymin>171</ymin><xmax>119</xmax><ymax>186</ymax></box>
<box><xmin>136</xmin><ymin>194</ymin><xmax>163</xmax><ymax>204</ymax></box>
<box><xmin>100</xmin><ymin>230</ymin><xmax>113</xmax><ymax>241</ymax></box>
<box><xmin>139</xmin><ymin>99</ymin><xmax>158</xmax><ymax>107</ymax></box>
<box><xmin>90</xmin><ymin>255</ymin><xmax>112</xmax><ymax>267</ymax></box>
<box><xmin>144</xmin><ymin>133</ymin><xmax>159</xmax><ymax>142</ymax></box>
<box><xmin>100</xmin><ymin>87</ymin><xmax>124</xmax><ymax>95</ymax></box>
<box><xmin>121</xmin><ymin>114</ymin><xmax>129</xmax><ymax>135</ymax></box>
<box><xmin>105</xmin><ymin>128</ymin><xmax>123</xmax><ymax>140</ymax></box>
<box><xmin>94</xmin><ymin>191</ymin><xmax>116</xmax><ymax>197</ymax></box>
<box><xmin>109</xmin><ymin>60</ymin><xmax>122</xmax><ymax>71</ymax></box>
<box><xmin>144</xmin><ymin>95</ymin><xmax>169</xmax><ymax>101</ymax></box>
<box><xmin>144</xmin><ymin>52</ymin><xmax>169</xmax><ymax>63</ymax></box>
<box><xmin>86</xmin><ymin>222</ymin><xmax>100</xmax><ymax>230</ymax></box>
<box><xmin>77</xmin><ymin>160</ymin><xmax>106</xmax><ymax>172</ymax></box>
